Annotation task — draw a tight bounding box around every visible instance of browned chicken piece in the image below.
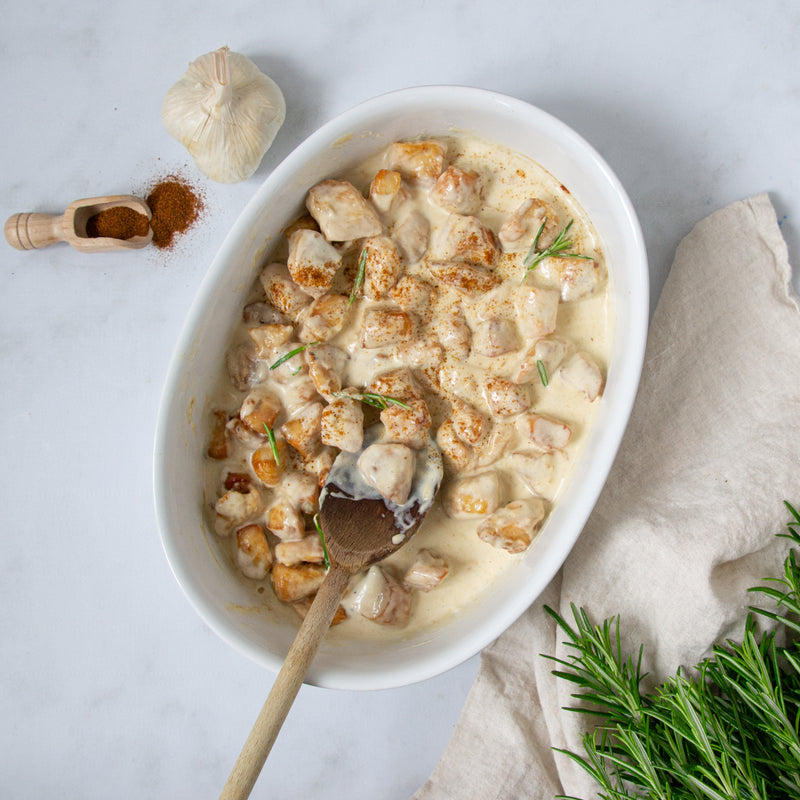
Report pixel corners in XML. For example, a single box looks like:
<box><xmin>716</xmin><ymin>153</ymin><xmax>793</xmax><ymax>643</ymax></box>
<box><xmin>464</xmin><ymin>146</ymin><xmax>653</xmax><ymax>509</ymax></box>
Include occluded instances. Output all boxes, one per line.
<box><xmin>271</xmin><ymin>562</ymin><xmax>327</xmax><ymax>603</ymax></box>
<box><xmin>471</xmin><ymin>317</ymin><xmax>520</xmax><ymax>357</ymax></box>
<box><xmin>484</xmin><ymin>377</ymin><xmax>530</xmax><ymax>416</ymax></box>
<box><xmin>304</xmin><ymin>344</ymin><xmax>346</xmax><ymax>400</ymax></box>
<box><xmin>505</xmin><ymin>452</ymin><xmax>555</xmax><ymax>496</ymax></box>
<box><xmin>361</xmin><ymin>307</ymin><xmax>414</xmax><ymax>349</ymax></box>
<box><xmin>224</xmin><ymin>472</ymin><xmax>251</xmax><ymax>492</ymax></box>
<box><xmin>367</xmin><ymin>367</ymin><xmax>421</xmax><ymax>402</ymax></box>
<box><xmin>207</xmin><ymin>409</ymin><xmax>229</xmax><ymax>460</ymax></box>
<box><xmin>473</xmin><ymin>421</ymin><xmax>515</xmax><ymax>468</ymax></box>
<box><xmin>403</xmin><ymin>548</ymin><xmax>449</xmax><ymax>592</ymax></box>
<box><xmin>293</xmin><ymin>597</ymin><xmax>348</xmax><ymax>625</ymax></box>
<box><xmin>513</xmin><ymin>286</ymin><xmax>560</xmax><ymax>342</ymax></box>
<box><xmin>296</xmin><ymin>293</ymin><xmax>349</xmax><ymax>343</ymax></box>
<box><xmin>242</xmin><ymin>301</ymin><xmax>288</xmax><ymax>326</ymax></box>
<box><xmin>226</xmin><ymin>417</ymin><xmax>266</xmax><ymax>449</ymax></box>
<box><xmin>436</xmin><ymin>419</ymin><xmax>473</xmax><ymax>472</ymax></box>
<box><xmin>344</xmin><ymin>565</ymin><xmax>411</xmax><ymax>626</ymax></box>
<box><xmin>302</xmin><ymin>446</ymin><xmax>336</xmax><ymax>486</ymax></box>
<box><xmin>226</xmin><ymin>342</ymin><xmax>266</xmax><ymax>391</ymax></box>
<box><xmin>369</xmin><ymin>169</ymin><xmax>409</xmax><ymax>214</ymax></box>
<box><xmin>516</xmin><ymin>413</ymin><xmax>572</xmax><ymax>451</ymax></box>
<box><xmin>279</xmin><ymin>470</ymin><xmax>319</xmax><ymax>514</ymax></box>
<box><xmin>306</xmin><ymin>179</ymin><xmax>382</xmax><ymax>242</ymax></box>
<box><xmin>380</xmin><ymin>397</ymin><xmax>432</xmax><ymax>449</ymax></box>
<box><xmin>251</xmin><ymin>439</ymin><xmax>289</xmax><ymax>487</ymax></box>
<box><xmin>557</xmin><ymin>352</ymin><xmax>604</xmax><ymax>401</ymax></box>
<box><xmin>396</xmin><ymin>338</ymin><xmax>444</xmax><ymax>370</ymax></box>
<box><xmin>287</xmin><ymin>229</ymin><xmax>342</xmax><ymax>299</ymax></box>
<box><xmin>281</xmin><ymin>401</ymin><xmax>323</xmax><ymax>457</ymax></box>
<box><xmin>451</xmin><ymin>399</ymin><xmax>487</xmax><ymax>445</ymax></box>
<box><xmin>239</xmin><ymin>388</ymin><xmax>281</xmax><ymax>433</ymax></box>
<box><xmin>538</xmin><ymin>256</ymin><xmax>604</xmax><ymax>302</ymax></box>
<box><xmin>357</xmin><ymin>443</ymin><xmax>415</xmax><ymax>505</ymax></box>
<box><xmin>427</xmin><ymin>262</ymin><xmax>500</xmax><ymax>295</ymax></box>
<box><xmin>274</xmin><ymin>534</ymin><xmax>325</xmax><ymax>566</ymax></box>
<box><xmin>281</xmin><ymin>376</ymin><xmax>319</xmax><ymax>417</ymax></box>
<box><xmin>283</xmin><ymin>213</ymin><xmax>319</xmax><ymax>239</ymax></box>
<box><xmin>476</xmin><ymin>498</ymin><xmax>546</xmax><ymax>554</ymax></box>
<box><xmin>428</xmin><ymin>166</ymin><xmax>481</xmax><ymax>215</ymax></box>
<box><xmin>497</xmin><ymin>198</ymin><xmax>559</xmax><ymax>252</ymax></box>
<box><xmin>444</xmin><ymin>471</ymin><xmax>501</xmax><ymax>519</ymax></box>
<box><xmin>392</xmin><ymin>208</ymin><xmax>430</xmax><ymax>263</ymax></box>
<box><xmin>388</xmin><ymin>275</ymin><xmax>433</xmax><ymax>315</ymax></box>
<box><xmin>436</xmin><ymin>305</ymin><xmax>472</xmax><ymax>359</ymax></box>
<box><xmin>260</xmin><ymin>262</ymin><xmax>313</xmax><ymax>320</ymax></box>
<box><xmin>265</xmin><ymin>496</ymin><xmax>305</xmax><ymax>541</ymax></box>
<box><xmin>248</xmin><ymin>323</ymin><xmax>294</xmax><ymax>358</ymax></box>
<box><xmin>321</xmin><ymin>396</ymin><xmax>364</xmax><ymax>453</ymax></box>
<box><xmin>235</xmin><ymin>524</ymin><xmax>273</xmax><ymax>579</ymax></box>
<box><xmin>386</xmin><ymin>140</ymin><xmax>446</xmax><ymax>183</ymax></box>
<box><xmin>362</xmin><ymin>236</ymin><xmax>403</xmax><ymax>300</ymax></box>
<box><xmin>214</xmin><ymin>486</ymin><xmax>264</xmax><ymax>536</ymax></box>
<box><xmin>430</xmin><ymin>214</ymin><xmax>499</xmax><ymax>267</ymax></box>
<box><xmin>437</xmin><ymin>361</ymin><xmax>482</xmax><ymax>405</ymax></box>
<box><xmin>513</xmin><ymin>337</ymin><xmax>569</xmax><ymax>385</ymax></box>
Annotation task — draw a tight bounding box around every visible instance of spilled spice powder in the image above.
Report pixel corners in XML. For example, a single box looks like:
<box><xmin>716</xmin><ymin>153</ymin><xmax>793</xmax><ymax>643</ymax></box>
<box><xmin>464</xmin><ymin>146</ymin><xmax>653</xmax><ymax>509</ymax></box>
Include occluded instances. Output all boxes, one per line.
<box><xmin>146</xmin><ymin>175</ymin><xmax>203</xmax><ymax>249</ymax></box>
<box><xmin>86</xmin><ymin>206</ymin><xmax>150</xmax><ymax>240</ymax></box>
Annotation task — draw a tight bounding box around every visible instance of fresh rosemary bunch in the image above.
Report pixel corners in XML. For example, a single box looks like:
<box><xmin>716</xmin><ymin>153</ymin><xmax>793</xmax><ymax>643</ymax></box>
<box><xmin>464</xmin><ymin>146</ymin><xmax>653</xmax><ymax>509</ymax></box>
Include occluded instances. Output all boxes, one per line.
<box><xmin>545</xmin><ymin>502</ymin><xmax>800</xmax><ymax>800</ymax></box>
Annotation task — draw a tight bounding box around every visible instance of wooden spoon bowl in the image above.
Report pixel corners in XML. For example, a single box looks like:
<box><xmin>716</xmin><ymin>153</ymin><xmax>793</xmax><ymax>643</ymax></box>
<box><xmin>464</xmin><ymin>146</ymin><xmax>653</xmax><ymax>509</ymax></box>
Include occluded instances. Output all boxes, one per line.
<box><xmin>220</xmin><ymin>430</ymin><xmax>443</xmax><ymax>799</ymax></box>
<box><xmin>5</xmin><ymin>195</ymin><xmax>152</xmax><ymax>252</ymax></box>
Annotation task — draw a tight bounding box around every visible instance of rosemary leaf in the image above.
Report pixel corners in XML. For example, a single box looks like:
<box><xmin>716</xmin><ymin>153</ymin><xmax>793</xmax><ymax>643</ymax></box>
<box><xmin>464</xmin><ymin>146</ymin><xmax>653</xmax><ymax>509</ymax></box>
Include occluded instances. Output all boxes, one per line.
<box><xmin>263</xmin><ymin>423</ymin><xmax>280</xmax><ymax>466</ymax></box>
<box><xmin>313</xmin><ymin>513</ymin><xmax>330</xmax><ymax>570</ymax></box>
<box><xmin>349</xmin><ymin>248</ymin><xmax>368</xmax><ymax>307</ymax></box>
<box><xmin>335</xmin><ymin>391</ymin><xmax>411</xmax><ymax>410</ymax></box>
<box><xmin>537</xmin><ymin>359</ymin><xmax>549</xmax><ymax>387</ymax></box>
<box><xmin>269</xmin><ymin>341</ymin><xmax>318</xmax><ymax>370</ymax></box>
<box><xmin>523</xmin><ymin>218</ymin><xmax>594</xmax><ymax>276</ymax></box>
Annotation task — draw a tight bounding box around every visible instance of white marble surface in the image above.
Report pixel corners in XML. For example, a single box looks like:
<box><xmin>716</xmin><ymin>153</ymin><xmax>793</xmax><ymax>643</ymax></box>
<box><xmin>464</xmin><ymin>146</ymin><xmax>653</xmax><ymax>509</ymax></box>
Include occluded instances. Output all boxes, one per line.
<box><xmin>1</xmin><ymin>2</ymin><xmax>798</xmax><ymax>798</ymax></box>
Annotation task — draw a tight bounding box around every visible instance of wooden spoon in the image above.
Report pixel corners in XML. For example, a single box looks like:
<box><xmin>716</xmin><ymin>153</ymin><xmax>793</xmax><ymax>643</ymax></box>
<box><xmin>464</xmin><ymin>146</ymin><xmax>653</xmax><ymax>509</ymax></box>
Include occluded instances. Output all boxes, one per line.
<box><xmin>219</xmin><ymin>429</ymin><xmax>443</xmax><ymax>800</ymax></box>
<box><xmin>4</xmin><ymin>195</ymin><xmax>152</xmax><ymax>251</ymax></box>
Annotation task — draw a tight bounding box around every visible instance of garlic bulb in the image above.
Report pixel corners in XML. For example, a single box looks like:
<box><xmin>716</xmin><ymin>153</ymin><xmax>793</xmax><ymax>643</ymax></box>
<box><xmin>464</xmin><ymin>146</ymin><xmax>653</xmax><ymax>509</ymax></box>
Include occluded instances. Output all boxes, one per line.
<box><xmin>162</xmin><ymin>46</ymin><xmax>286</xmax><ymax>183</ymax></box>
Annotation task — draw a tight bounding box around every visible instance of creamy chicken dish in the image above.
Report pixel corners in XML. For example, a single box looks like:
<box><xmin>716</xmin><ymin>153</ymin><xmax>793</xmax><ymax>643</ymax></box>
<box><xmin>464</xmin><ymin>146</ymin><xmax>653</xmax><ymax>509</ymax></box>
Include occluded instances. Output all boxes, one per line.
<box><xmin>205</xmin><ymin>135</ymin><xmax>612</xmax><ymax>638</ymax></box>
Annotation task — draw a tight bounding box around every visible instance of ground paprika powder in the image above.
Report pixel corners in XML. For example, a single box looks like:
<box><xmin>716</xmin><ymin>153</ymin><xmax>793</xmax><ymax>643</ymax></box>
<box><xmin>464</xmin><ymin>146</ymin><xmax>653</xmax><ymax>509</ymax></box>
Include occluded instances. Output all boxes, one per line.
<box><xmin>85</xmin><ymin>206</ymin><xmax>150</xmax><ymax>240</ymax></box>
<box><xmin>146</xmin><ymin>175</ymin><xmax>203</xmax><ymax>249</ymax></box>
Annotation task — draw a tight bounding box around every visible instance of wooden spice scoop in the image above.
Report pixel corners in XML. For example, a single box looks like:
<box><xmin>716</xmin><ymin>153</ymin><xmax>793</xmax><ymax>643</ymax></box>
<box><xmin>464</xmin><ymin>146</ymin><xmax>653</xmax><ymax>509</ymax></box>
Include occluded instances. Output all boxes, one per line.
<box><xmin>5</xmin><ymin>195</ymin><xmax>152</xmax><ymax>251</ymax></box>
<box><xmin>219</xmin><ymin>433</ymin><xmax>444</xmax><ymax>800</ymax></box>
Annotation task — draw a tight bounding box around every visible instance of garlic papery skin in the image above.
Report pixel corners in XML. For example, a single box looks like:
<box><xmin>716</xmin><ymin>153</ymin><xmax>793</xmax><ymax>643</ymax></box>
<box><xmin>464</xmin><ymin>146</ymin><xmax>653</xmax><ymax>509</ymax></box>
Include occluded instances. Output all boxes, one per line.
<box><xmin>162</xmin><ymin>46</ymin><xmax>286</xmax><ymax>184</ymax></box>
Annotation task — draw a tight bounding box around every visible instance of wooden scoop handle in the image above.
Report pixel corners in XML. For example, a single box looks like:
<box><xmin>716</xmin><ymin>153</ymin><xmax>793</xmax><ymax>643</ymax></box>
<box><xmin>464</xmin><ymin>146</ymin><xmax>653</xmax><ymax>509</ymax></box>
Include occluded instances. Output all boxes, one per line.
<box><xmin>219</xmin><ymin>563</ymin><xmax>351</xmax><ymax>800</ymax></box>
<box><xmin>5</xmin><ymin>212</ymin><xmax>66</xmax><ymax>250</ymax></box>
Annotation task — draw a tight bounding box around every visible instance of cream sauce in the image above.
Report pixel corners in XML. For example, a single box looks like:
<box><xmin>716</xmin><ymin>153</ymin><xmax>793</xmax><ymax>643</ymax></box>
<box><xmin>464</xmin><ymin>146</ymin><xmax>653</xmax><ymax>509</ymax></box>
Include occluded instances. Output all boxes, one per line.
<box><xmin>203</xmin><ymin>134</ymin><xmax>613</xmax><ymax>641</ymax></box>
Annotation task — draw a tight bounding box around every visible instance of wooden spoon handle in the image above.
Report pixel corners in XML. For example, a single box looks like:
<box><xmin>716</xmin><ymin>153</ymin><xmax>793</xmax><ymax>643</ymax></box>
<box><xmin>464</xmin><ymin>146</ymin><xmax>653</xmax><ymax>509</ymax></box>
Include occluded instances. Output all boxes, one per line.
<box><xmin>5</xmin><ymin>212</ymin><xmax>66</xmax><ymax>250</ymax></box>
<box><xmin>219</xmin><ymin>563</ymin><xmax>351</xmax><ymax>800</ymax></box>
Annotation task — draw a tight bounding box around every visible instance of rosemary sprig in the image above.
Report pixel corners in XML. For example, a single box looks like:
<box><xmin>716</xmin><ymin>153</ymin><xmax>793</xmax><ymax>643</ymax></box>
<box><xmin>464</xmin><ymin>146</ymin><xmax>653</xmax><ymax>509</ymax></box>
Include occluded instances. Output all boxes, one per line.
<box><xmin>522</xmin><ymin>218</ymin><xmax>594</xmax><ymax>275</ymax></box>
<box><xmin>263</xmin><ymin>423</ymin><xmax>280</xmax><ymax>465</ymax></box>
<box><xmin>313</xmin><ymin>513</ymin><xmax>330</xmax><ymax>570</ymax></box>
<box><xmin>348</xmin><ymin>248</ymin><xmax>368</xmax><ymax>307</ymax></box>
<box><xmin>545</xmin><ymin>503</ymin><xmax>800</xmax><ymax>800</ymax></box>
<box><xmin>269</xmin><ymin>341</ymin><xmax>318</xmax><ymax>370</ymax></box>
<box><xmin>336</xmin><ymin>391</ymin><xmax>411</xmax><ymax>410</ymax></box>
<box><xmin>537</xmin><ymin>359</ymin><xmax>549</xmax><ymax>387</ymax></box>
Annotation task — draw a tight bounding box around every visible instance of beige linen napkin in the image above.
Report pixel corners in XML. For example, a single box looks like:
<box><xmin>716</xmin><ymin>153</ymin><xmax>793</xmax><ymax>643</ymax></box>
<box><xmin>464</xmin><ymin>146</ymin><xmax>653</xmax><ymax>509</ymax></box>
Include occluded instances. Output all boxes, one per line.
<box><xmin>414</xmin><ymin>193</ymin><xmax>800</xmax><ymax>800</ymax></box>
